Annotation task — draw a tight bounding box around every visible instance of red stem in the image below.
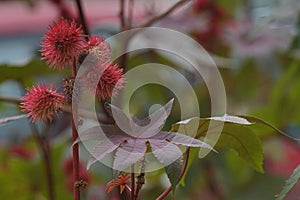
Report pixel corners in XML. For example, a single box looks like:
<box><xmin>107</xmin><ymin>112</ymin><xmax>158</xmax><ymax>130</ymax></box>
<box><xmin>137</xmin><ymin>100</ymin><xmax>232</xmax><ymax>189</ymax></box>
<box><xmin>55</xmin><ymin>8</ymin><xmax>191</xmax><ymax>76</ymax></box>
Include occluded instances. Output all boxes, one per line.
<box><xmin>72</xmin><ymin>60</ymin><xmax>80</xmax><ymax>200</ymax></box>
<box><xmin>156</xmin><ymin>148</ymin><xmax>190</xmax><ymax>200</ymax></box>
<box><xmin>72</xmin><ymin>117</ymin><xmax>80</xmax><ymax>200</ymax></box>
<box><xmin>131</xmin><ymin>165</ymin><xmax>135</xmax><ymax>200</ymax></box>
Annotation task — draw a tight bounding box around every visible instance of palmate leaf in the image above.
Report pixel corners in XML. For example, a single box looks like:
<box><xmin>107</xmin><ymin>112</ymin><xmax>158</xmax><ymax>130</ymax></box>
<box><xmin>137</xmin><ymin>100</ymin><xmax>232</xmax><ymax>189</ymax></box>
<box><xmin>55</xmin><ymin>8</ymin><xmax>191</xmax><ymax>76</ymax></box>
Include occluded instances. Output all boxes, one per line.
<box><xmin>80</xmin><ymin>127</ymin><xmax>214</xmax><ymax>172</ymax></box>
<box><xmin>75</xmin><ymin>99</ymin><xmax>214</xmax><ymax>192</ymax></box>
<box><xmin>275</xmin><ymin>165</ymin><xmax>300</xmax><ymax>200</ymax></box>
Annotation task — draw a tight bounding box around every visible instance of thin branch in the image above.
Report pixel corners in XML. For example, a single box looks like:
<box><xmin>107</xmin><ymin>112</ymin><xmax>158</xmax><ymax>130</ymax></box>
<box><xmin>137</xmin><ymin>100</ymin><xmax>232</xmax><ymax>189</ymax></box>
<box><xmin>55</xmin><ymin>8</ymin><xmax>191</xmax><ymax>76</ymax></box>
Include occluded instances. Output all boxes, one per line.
<box><xmin>138</xmin><ymin>0</ymin><xmax>191</xmax><ymax>28</ymax></box>
<box><xmin>119</xmin><ymin>0</ymin><xmax>126</xmax><ymax>30</ymax></box>
<box><xmin>118</xmin><ymin>0</ymin><xmax>191</xmax><ymax>70</ymax></box>
<box><xmin>0</xmin><ymin>96</ymin><xmax>114</xmax><ymax>124</ymax></box>
<box><xmin>0</xmin><ymin>114</ymin><xmax>26</xmax><ymax>125</ymax></box>
<box><xmin>128</xmin><ymin>0</ymin><xmax>134</xmax><ymax>28</ymax></box>
<box><xmin>0</xmin><ymin>96</ymin><xmax>21</xmax><ymax>104</ymax></box>
<box><xmin>156</xmin><ymin>148</ymin><xmax>191</xmax><ymax>200</ymax></box>
<box><xmin>75</xmin><ymin>0</ymin><xmax>89</xmax><ymax>35</ymax></box>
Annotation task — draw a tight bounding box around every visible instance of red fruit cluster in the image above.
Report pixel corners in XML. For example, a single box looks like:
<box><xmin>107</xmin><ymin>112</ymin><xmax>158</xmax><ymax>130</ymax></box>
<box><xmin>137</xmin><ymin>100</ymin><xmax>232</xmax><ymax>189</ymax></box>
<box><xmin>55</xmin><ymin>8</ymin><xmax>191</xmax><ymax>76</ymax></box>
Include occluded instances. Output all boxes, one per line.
<box><xmin>40</xmin><ymin>19</ymin><xmax>86</xmax><ymax>70</ymax></box>
<box><xmin>22</xmin><ymin>19</ymin><xmax>125</xmax><ymax>122</ymax></box>
<box><xmin>84</xmin><ymin>35</ymin><xmax>111</xmax><ymax>64</ymax></box>
<box><xmin>20</xmin><ymin>83</ymin><xmax>65</xmax><ymax>123</ymax></box>
<box><xmin>79</xmin><ymin>35</ymin><xmax>125</xmax><ymax>100</ymax></box>
<box><xmin>62</xmin><ymin>157</ymin><xmax>91</xmax><ymax>192</ymax></box>
<box><xmin>79</xmin><ymin>61</ymin><xmax>125</xmax><ymax>100</ymax></box>
<box><xmin>40</xmin><ymin>19</ymin><xmax>124</xmax><ymax>101</ymax></box>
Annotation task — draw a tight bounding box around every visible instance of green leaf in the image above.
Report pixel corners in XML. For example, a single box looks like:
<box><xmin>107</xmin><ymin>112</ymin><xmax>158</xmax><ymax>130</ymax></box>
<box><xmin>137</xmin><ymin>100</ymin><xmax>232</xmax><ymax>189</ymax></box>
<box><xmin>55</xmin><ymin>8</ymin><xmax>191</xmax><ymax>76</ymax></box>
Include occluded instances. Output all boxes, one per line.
<box><xmin>275</xmin><ymin>165</ymin><xmax>300</xmax><ymax>200</ymax></box>
<box><xmin>164</xmin><ymin>156</ymin><xmax>183</xmax><ymax>193</ymax></box>
<box><xmin>0</xmin><ymin>58</ymin><xmax>68</xmax><ymax>85</ymax></box>
<box><xmin>215</xmin><ymin>124</ymin><xmax>263</xmax><ymax>173</ymax></box>
<box><xmin>209</xmin><ymin>114</ymin><xmax>252</xmax><ymax>125</ymax></box>
<box><xmin>172</xmin><ymin>116</ymin><xmax>264</xmax><ymax>173</ymax></box>
<box><xmin>239</xmin><ymin>115</ymin><xmax>296</xmax><ymax>140</ymax></box>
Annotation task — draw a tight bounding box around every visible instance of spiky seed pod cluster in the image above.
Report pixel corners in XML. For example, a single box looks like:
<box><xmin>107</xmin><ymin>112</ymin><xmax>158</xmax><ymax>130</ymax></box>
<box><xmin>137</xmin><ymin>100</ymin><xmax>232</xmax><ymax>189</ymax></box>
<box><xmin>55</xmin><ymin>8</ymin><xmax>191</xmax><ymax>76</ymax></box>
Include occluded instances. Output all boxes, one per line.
<box><xmin>40</xmin><ymin>19</ymin><xmax>86</xmax><ymax>70</ymax></box>
<box><xmin>20</xmin><ymin>83</ymin><xmax>65</xmax><ymax>123</ymax></box>
<box><xmin>21</xmin><ymin>18</ymin><xmax>125</xmax><ymax>123</ymax></box>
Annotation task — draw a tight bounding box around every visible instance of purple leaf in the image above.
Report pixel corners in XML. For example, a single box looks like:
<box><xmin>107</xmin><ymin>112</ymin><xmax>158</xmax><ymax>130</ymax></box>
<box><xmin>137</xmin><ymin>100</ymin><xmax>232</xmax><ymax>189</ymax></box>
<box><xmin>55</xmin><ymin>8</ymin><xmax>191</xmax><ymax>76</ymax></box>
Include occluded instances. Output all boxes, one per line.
<box><xmin>87</xmin><ymin>136</ymin><xmax>126</xmax><ymax>169</ymax></box>
<box><xmin>163</xmin><ymin>132</ymin><xmax>216</xmax><ymax>152</ymax></box>
<box><xmin>74</xmin><ymin>126</ymin><xmax>105</xmax><ymax>145</ymax></box>
<box><xmin>73</xmin><ymin>124</ymin><xmax>125</xmax><ymax>145</ymax></box>
<box><xmin>131</xmin><ymin>115</ymin><xmax>150</xmax><ymax>127</ymax></box>
<box><xmin>149</xmin><ymin>139</ymin><xmax>182</xmax><ymax>167</ymax></box>
<box><xmin>113</xmin><ymin>139</ymin><xmax>147</xmax><ymax>171</ymax></box>
<box><xmin>81</xmin><ymin>98</ymin><xmax>216</xmax><ymax>172</ymax></box>
<box><xmin>131</xmin><ymin>98</ymin><xmax>174</xmax><ymax>138</ymax></box>
<box><xmin>109</xmin><ymin>104</ymin><xmax>132</xmax><ymax>133</ymax></box>
<box><xmin>151</xmin><ymin>132</ymin><xmax>215</xmax><ymax>152</ymax></box>
<box><xmin>151</xmin><ymin>131</ymin><xmax>176</xmax><ymax>140</ymax></box>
